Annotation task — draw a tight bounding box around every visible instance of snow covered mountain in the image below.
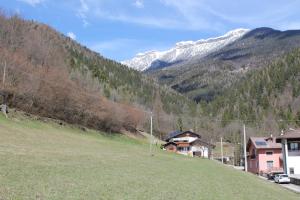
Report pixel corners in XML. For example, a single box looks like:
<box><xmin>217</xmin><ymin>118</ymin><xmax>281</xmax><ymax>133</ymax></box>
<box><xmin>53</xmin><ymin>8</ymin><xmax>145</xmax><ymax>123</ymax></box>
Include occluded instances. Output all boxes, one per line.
<box><xmin>122</xmin><ymin>28</ymin><xmax>250</xmax><ymax>71</ymax></box>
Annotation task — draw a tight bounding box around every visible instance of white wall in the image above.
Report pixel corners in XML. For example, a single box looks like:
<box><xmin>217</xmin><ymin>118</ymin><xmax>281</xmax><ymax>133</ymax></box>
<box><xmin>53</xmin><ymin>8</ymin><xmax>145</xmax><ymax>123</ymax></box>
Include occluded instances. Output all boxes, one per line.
<box><xmin>171</xmin><ymin>137</ymin><xmax>197</xmax><ymax>143</ymax></box>
<box><xmin>287</xmin><ymin>156</ymin><xmax>300</xmax><ymax>175</ymax></box>
<box><xmin>282</xmin><ymin>139</ymin><xmax>300</xmax><ymax>175</ymax></box>
<box><xmin>191</xmin><ymin>146</ymin><xmax>209</xmax><ymax>158</ymax></box>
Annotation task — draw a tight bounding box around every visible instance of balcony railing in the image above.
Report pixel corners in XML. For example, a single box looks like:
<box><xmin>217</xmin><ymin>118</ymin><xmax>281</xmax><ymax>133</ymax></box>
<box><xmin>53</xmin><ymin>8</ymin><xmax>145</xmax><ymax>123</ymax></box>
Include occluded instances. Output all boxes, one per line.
<box><xmin>265</xmin><ymin>167</ymin><xmax>284</xmax><ymax>173</ymax></box>
<box><xmin>288</xmin><ymin>150</ymin><xmax>300</xmax><ymax>156</ymax></box>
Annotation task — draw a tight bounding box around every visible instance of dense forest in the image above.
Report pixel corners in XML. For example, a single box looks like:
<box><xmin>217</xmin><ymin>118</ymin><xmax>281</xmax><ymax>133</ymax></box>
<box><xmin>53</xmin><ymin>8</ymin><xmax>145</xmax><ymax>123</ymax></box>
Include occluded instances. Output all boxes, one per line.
<box><xmin>199</xmin><ymin>49</ymin><xmax>300</xmax><ymax>139</ymax></box>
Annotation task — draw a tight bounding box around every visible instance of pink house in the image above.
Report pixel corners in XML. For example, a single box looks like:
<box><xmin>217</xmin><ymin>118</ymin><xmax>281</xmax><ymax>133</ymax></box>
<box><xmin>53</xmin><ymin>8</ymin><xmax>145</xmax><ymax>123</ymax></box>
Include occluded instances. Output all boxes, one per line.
<box><xmin>246</xmin><ymin>137</ymin><xmax>283</xmax><ymax>175</ymax></box>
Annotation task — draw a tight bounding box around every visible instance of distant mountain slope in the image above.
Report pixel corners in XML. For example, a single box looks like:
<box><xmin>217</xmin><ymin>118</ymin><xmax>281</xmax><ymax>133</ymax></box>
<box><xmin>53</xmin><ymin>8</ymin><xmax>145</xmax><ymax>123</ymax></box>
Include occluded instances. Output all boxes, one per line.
<box><xmin>148</xmin><ymin>27</ymin><xmax>300</xmax><ymax>102</ymax></box>
<box><xmin>205</xmin><ymin>48</ymin><xmax>300</xmax><ymax>133</ymax></box>
<box><xmin>0</xmin><ymin>13</ymin><xmax>197</xmax><ymax>135</ymax></box>
<box><xmin>122</xmin><ymin>29</ymin><xmax>249</xmax><ymax>71</ymax></box>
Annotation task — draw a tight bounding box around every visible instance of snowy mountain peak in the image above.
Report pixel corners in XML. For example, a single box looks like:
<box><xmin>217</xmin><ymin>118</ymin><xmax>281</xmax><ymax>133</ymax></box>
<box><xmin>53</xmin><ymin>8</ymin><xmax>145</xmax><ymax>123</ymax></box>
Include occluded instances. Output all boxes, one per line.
<box><xmin>122</xmin><ymin>28</ymin><xmax>250</xmax><ymax>71</ymax></box>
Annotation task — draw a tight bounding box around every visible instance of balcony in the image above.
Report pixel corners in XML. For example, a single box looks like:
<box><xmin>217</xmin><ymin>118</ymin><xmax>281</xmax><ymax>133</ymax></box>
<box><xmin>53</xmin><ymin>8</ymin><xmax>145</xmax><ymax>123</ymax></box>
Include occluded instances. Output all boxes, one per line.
<box><xmin>288</xmin><ymin>150</ymin><xmax>300</xmax><ymax>156</ymax></box>
<box><xmin>265</xmin><ymin>167</ymin><xmax>284</xmax><ymax>173</ymax></box>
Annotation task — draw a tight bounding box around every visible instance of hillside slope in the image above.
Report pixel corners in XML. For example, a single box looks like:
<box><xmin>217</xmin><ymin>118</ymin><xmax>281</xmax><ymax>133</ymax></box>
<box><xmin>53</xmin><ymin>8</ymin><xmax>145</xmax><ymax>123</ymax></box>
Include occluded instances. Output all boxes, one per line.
<box><xmin>203</xmin><ymin>49</ymin><xmax>300</xmax><ymax>135</ymax></box>
<box><xmin>0</xmin><ymin>13</ymin><xmax>196</xmax><ymax>135</ymax></box>
<box><xmin>148</xmin><ymin>28</ymin><xmax>300</xmax><ymax>102</ymax></box>
<box><xmin>0</xmin><ymin>114</ymin><xmax>299</xmax><ymax>200</ymax></box>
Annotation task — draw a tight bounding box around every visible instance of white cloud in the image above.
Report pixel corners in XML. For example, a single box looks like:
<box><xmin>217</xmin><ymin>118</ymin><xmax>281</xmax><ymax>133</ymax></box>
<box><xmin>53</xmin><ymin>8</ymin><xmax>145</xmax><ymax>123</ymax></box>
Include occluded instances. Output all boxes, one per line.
<box><xmin>279</xmin><ymin>22</ymin><xmax>300</xmax><ymax>30</ymax></box>
<box><xmin>88</xmin><ymin>38</ymin><xmax>170</xmax><ymax>61</ymax></box>
<box><xmin>133</xmin><ymin>0</ymin><xmax>144</xmax><ymax>8</ymax></box>
<box><xmin>77</xmin><ymin>0</ymin><xmax>90</xmax><ymax>27</ymax></box>
<box><xmin>72</xmin><ymin>0</ymin><xmax>300</xmax><ymax>32</ymax></box>
<box><xmin>161</xmin><ymin>0</ymin><xmax>300</xmax><ymax>30</ymax></box>
<box><xmin>90</xmin><ymin>39</ymin><xmax>138</xmax><ymax>52</ymax></box>
<box><xmin>74</xmin><ymin>0</ymin><xmax>225</xmax><ymax>31</ymax></box>
<box><xmin>18</xmin><ymin>0</ymin><xmax>45</xmax><ymax>6</ymax></box>
<box><xmin>67</xmin><ymin>32</ymin><xmax>76</xmax><ymax>40</ymax></box>
<box><xmin>97</xmin><ymin>13</ymin><xmax>183</xmax><ymax>29</ymax></box>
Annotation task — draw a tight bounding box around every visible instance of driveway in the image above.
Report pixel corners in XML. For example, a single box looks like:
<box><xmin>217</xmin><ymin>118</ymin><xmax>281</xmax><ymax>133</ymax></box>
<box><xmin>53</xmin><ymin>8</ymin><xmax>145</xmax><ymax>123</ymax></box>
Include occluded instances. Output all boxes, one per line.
<box><xmin>259</xmin><ymin>176</ymin><xmax>300</xmax><ymax>193</ymax></box>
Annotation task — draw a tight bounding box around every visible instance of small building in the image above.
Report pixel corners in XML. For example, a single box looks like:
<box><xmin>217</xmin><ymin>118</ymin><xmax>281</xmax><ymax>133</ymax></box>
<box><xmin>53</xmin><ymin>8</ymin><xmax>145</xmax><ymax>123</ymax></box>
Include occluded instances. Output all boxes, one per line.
<box><xmin>276</xmin><ymin>129</ymin><xmax>300</xmax><ymax>176</ymax></box>
<box><xmin>163</xmin><ymin>142</ymin><xmax>177</xmax><ymax>153</ymax></box>
<box><xmin>162</xmin><ymin>130</ymin><xmax>214</xmax><ymax>158</ymax></box>
<box><xmin>246</xmin><ymin>137</ymin><xmax>283</xmax><ymax>175</ymax></box>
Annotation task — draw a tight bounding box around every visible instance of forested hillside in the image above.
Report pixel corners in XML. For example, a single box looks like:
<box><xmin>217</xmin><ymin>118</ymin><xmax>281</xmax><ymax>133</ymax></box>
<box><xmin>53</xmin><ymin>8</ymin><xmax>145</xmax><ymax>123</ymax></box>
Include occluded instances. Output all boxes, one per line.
<box><xmin>0</xmin><ymin>13</ymin><xmax>196</xmax><ymax>136</ymax></box>
<box><xmin>202</xmin><ymin>49</ymin><xmax>300</xmax><ymax>136</ymax></box>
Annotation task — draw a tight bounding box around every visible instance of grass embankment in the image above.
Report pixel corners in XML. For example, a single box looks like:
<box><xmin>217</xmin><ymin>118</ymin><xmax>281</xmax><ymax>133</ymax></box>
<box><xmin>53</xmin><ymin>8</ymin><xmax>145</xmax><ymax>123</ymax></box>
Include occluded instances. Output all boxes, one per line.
<box><xmin>0</xmin><ymin>113</ymin><xmax>298</xmax><ymax>200</ymax></box>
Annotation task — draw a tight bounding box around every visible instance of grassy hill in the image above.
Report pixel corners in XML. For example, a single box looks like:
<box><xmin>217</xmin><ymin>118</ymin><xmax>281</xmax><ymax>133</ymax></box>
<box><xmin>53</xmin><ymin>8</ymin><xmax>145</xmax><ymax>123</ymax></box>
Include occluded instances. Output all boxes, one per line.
<box><xmin>0</xmin><ymin>113</ymin><xmax>298</xmax><ymax>200</ymax></box>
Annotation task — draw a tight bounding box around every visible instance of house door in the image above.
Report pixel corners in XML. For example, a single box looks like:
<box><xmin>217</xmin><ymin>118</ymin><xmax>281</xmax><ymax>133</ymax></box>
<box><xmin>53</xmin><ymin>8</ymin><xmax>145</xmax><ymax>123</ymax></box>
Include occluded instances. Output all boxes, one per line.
<box><xmin>267</xmin><ymin>161</ymin><xmax>273</xmax><ymax>169</ymax></box>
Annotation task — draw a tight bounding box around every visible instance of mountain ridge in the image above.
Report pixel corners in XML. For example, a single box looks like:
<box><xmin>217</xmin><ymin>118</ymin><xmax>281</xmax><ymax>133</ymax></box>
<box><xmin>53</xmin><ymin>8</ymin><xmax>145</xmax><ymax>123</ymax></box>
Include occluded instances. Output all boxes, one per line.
<box><xmin>145</xmin><ymin>27</ymin><xmax>300</xmax><ymax>102</ymax></box>
<box><xmin>122</xmin><ymin>28</ymin><xmax>249</xmax><ymax>71</ymax></box>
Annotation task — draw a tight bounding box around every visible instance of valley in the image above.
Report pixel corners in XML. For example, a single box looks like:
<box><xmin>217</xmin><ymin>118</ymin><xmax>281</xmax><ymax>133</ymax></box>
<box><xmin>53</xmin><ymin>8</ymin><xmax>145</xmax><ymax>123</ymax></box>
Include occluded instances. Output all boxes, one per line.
<box><xmin>1</xmin><ymin>1</ymin><xmax>300</xmax><ymax>199</ymax></box>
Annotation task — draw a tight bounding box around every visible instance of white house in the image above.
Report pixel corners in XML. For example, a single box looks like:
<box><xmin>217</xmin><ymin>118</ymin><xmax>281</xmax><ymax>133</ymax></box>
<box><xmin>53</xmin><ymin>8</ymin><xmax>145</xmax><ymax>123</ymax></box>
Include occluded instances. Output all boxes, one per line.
<box><xmin>162</xmin><ymin>130</ymin><xmax>215</xmax><ymax>158</ymax></box>
<box><xmin>276</xmin><ymin>129</ymin><xmax>300</xmax><ymax>175</ymax></box>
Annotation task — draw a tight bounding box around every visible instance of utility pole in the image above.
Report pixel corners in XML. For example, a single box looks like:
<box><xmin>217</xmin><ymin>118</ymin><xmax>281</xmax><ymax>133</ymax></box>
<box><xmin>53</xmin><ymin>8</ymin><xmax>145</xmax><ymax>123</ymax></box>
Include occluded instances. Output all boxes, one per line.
<box><xmin>210</xmin><ymin>138</ymin><xmax>213</xmax><ymax>160</ymax></box>
<box><xmin>221</xmin><ymin>137</ymin><xmax>224</xmax><ymax>164</ymax></box>
<box><xmin>243</xmin><ymin>124</ymin><xmax>248</xmax><ymax>172</ymax></box>
<box><xmin>2</xmin><ymin>61</ymin><xmax>6</xmax><ymax>88</ymax></box>
<box><xmin>149</xmin><ymin>112</ymin><xmax>153</xmax><ymax>156</ymax></box>
<box><xmin>1</xmin><ymin>61</ymin><xmax>8</xmax><ymax>118</ymax></box>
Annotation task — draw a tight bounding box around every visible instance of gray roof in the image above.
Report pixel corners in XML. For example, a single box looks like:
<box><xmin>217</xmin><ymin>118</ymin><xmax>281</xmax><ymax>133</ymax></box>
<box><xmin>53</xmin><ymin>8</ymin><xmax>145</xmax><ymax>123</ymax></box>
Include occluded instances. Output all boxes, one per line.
<box><xmin>276</xmin><ymin>129</ymin><xmax>300</xmax><ymax>142</ymax></box>
<box><xmin>191</xmin><ymin>139</ymin><xmax>215</xmax><ymax>148</ymax></box>
<box><xmin>164</xmin><ymin>130</ymin><xmax>201</xmax><ymax>142</ymax></box>
<box><xmin>247</xmin><ymin>137</ymin><xmax>281</xmax><ymax>150</ymax></box>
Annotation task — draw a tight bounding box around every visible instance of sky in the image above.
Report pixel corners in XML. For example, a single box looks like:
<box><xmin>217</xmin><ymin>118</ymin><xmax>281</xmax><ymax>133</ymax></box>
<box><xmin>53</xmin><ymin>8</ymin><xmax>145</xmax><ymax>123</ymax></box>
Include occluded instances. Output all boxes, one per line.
<box><xmin>1</xmin><ymin>0</ymin><xmax>300</xmax><ymax>61</ymax></box>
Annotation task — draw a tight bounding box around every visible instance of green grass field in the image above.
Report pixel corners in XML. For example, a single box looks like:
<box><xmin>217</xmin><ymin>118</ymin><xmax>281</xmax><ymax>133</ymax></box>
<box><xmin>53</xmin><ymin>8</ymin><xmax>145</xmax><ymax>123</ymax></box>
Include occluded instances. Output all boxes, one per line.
<box><xmin>0</xmin><ymin>113</ymin><xmax>299</xmax><ymax>200</ymax></box>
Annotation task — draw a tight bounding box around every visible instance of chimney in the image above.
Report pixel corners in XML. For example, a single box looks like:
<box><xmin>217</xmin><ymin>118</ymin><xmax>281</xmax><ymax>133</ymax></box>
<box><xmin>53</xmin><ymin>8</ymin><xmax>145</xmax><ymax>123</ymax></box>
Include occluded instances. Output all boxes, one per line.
<box><xmin>280</xmin><ymin>130</ymin><xmax>284</xmax><ymax>136</ymax></box>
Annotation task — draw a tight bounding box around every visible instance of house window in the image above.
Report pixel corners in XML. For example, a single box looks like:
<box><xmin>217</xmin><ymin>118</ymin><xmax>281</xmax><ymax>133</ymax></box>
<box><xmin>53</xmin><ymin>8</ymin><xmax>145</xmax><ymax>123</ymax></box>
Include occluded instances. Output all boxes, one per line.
<box><xmin>267</xmin><ymin>161</ymin><xmax>273</xmax><ymax>169</ymax></box>
<box><xmin>290</xmin><ymin>168</ymin><xmax>295</xmax><ymax>174</ymax></box>
<box><xmin>177</xmin><ymin>147</ymin><xmax>190</xmax><ymax>152</ymax></box>
<box><xmin>289</xmin><ymin>142</ymin><xmax>299</xmax><ymax>151</ymax></box>
<box><xmin>266</xmin><ymin>151</ymin><xmax>273</xmax><ymax>155</ymax></box>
